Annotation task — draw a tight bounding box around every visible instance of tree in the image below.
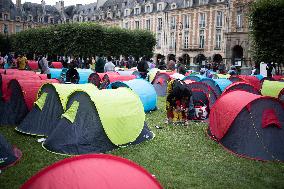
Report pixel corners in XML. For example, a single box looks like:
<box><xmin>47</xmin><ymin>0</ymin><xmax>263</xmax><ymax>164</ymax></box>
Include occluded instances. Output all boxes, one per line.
<box><xmin>250</xmin><ymin>0</ymin><xmax>284</xmax><ymax>66</ymax></box>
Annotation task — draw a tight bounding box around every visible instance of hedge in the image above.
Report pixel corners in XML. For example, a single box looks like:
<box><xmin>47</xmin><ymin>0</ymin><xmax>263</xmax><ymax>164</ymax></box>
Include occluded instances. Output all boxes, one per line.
<box><xmin>12</xmin><ymin>22</ymin><xmax>156</xmax><ymax>58</ymax></box>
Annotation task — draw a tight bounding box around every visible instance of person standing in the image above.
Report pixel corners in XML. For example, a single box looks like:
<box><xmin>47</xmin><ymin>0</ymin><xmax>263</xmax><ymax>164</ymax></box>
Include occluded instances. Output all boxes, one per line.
<box><xmin>104</xmin><ymin>56</ymin><xmax>115</xmax><ymax>72</ymax></box>
<box><xmin>39</xmin><ymin>56</ymin><xmax>51</xmax><ymax>79</ymax></box>
<box><xmin>137</xmin><ymin>56</ymin><xmax>149</xmax><ymax>79</ymax></box>
<box><xmin>95</xmin><ymin>54</ymin><xmax>106</xmax><ymax>73</ymax></box>
<box><xmin>0</xmin><ymin>53</ymin><xmax>4</xmax><ymax>68</ymax></box>
<box><xmin>266</xmin><ymin>62</ymin><xmax>273</xmax><ymax>78</ymax></box>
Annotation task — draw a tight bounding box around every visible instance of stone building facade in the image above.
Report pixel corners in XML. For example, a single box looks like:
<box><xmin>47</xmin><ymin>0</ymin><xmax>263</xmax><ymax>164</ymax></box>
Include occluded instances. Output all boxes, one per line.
<box><xmin>0</xmin><ymin>0</ymin><xmax>253</xmax><ymax>66</ymax></box>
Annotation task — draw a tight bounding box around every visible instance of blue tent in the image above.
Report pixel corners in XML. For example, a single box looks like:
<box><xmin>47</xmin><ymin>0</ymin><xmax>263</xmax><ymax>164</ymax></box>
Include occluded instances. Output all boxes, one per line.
<box><xmin>50</xmin><ymin>68</ymin><xmax>93</xmax><ymax>84</ymax></box>
<box><xmin>253</xmin><ymin>74</ymin><xmax>264</xmax><ymax>80</ymax></box>
<box><xmin>108</xmin><ymin>79</ymin><xmax>157</xmax><ymax>112</ymax></box>
<box><xmin>213</xmin><ymin>79</ymin><xmax>232</xmax><ymax>92</ymax></box>
<box><xmin>50</xmin><ymin>68</ymin><xmax>62</xmax><ymax>79</ymax></box>
<box><xmin>77</xmin><ymin>69</ymin><xmax>94</xmax><ymax>84</ymax></box>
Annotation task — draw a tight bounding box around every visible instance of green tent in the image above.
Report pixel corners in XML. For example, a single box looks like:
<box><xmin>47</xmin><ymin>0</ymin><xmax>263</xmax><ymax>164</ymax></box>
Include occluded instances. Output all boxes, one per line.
<box><xmin>43</xmin><ymin>88</ymin><xmax>154</xmax><ymax>155</ymax></box>
<box><xmin>16</xmin><ymin>84</ymin><xmax>98</xmax><ymax>136</ymax></box>
<box><xmin>261</xmin><ymin>80</ymin><xmax>284</xmax><ymax>99</ymax></box>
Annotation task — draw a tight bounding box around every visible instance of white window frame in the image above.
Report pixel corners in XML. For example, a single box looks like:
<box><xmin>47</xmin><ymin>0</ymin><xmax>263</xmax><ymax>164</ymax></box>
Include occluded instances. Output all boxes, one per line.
<box><xmin>169</xmin><ymin>32</ymin><xmax>175</xmax><ymax>49</ymax></box>
<box><xmin>215</xmin><ymin>29</ymin><xmax>222</xmax><ymax>49</ymax></box>
<box><xmin>183</xmin><ymin>31</ymin><xmax>189</xmax><ymax>49</ymax></box>
<box><xmin>158</xmin><ymin>17</ymin><xmax>163</xmax><ymax>31</ymax></box>
<box><xmin>199</xmin><ymin>13</ymin><xmax>206</xmax><ymax>28</ymax></box>
<box><xmin>146</xmin><ymin>19</ymin><xmax>151</xmax><ymax>30</ymax></box>
<box><xmin>183</xmin><ymin>14</ymin><xmax>190</xmax><ymax>29</ymax></box>
<box><xmin>199</xmin><ymin>30</ymin><xmax>205</xmax><ymax>49</ymax></box>
<box><xmin>216</xmin><ymin>11</ymin><xmax>223</xmax><ymax>28</ymax></box>
<box><xmin>157</xmin><ymin>33</ymin><xmax>162</xmax><ymax>49</ymax></box>
<box><xmin>170</xmin><ymin>16</ymin><xmax>176</xmax><ymax>30</ymax></box>
<box><xmin>237</xmin><ymin>11</ymin><xmax>243</xmax><ymax>29</ymax></box>
<box><xmin>135</xmin><ymin>21</ymin><xmax>140</xmax><ymax>29</ymax></box>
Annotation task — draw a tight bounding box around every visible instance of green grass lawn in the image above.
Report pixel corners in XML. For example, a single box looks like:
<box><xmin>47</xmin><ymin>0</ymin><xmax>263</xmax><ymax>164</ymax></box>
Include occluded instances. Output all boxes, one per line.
<box><xmin>0</xmin><ymin>97</ymin><xmax>284</xmax><ymax>189</ymax></box>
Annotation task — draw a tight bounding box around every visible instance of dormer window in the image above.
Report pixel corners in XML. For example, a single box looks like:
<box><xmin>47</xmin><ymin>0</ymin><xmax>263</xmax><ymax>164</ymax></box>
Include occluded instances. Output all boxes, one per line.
<box><xmin>184</xmin><ymin>0</ymin><xmax>193</xmax><ymax>7</ymax></box>
<box><xmin>107</xmin><ymin>11</ymin><xmax>112</xmax><ymax>18</ymax></box>
<box><xmin>114</xmin><ymin>5</ymin><xmax>117</xmax><ymax>10</ymax></box>
<box><xmin>134</xmin><ymin>7</ymin><xmax>140</xmax><ymax>15</ymax></box>
<box><xmin>171</xmin><ymin>3</ymin><xmax>176</xmax><ymax>9</ymax></box>
<box><xmin>3</xmin><ymin>14</ymin><xmax>8</xmax><ymax>20</ymax></box>
<box><xmin>145</xmin><ymin>5</ymin><xmax>151</xmax><ymax>13</ymax></box>
<box><xmin>28</xmin><ymin>15</ymin><xmax>33</xmax><ymax>22</ymax></box>
<box><xmin>157</xmin><ymin>3</ymin><xmax>163</xmax><ymax>11</ymax></box>
<box><xmin>16</xmin><ymin>16</ymin><xmax>21</xmax><ymax>22</ymax></box>
<box><xmin>50</xmin><ymin>18</ymin><xmax>54</xmax><ymax>24</ymax></box>
<box><xmin>124</xmin><ymin>9</ymin><xmax>130</xmax><ymax>17</ymax></box>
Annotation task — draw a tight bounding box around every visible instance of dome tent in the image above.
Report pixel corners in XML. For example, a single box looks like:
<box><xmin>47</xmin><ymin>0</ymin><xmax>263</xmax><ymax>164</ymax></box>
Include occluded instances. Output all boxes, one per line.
<box><xmin>0</xmin><ymin>79</ymin><xmax>58</xmax><ymax>126</ymax></box>
<box><xmin>16</xmin><ymin>84</ymin><xmax>97</xmax><ymax>136</ymax></box>
<box><xmin>21</xmin><ymin>154</ymin><xmax>162</xmax><ymax>189</ymax></box>
<box><xmin>200</xmin><ymin>78</ymin><xmax>222</xmax><ymax>97</ymax></box>
<box><xmin>261</xmin><ymin>80</ymin><xmax>284</xmax><ymax>101</ymax></box>
<box><xmin>108</xmin><ymin>79</ymin><xmax>157</xmax><ymax>112</ymax></box>
<box><xmin>209</xmin><ymin>91</ymin><xmax>284</xmax><ymax>161</ymax></box>
<box><xmin>0</xmin><ymin>133</ymin><xmax>22</xmax><ymax>170</ymax></box>
<box><xmin>152</xmin><ymin>72</ymin><xmax>172</xmax><ymax>96</ymax></box>
<box><xmin>223</xmin><ymin>82</ymin><xmax>261</xmax><ymax>95</ymax></box>
<box><xmin>229</xmin><ymin>75</ymin><xmax>261</xmax><ymax>91</ymax></box>
<box><xmin>213</xmin><ymin>79</ymin><xmax>232</xmax><ymax>92</ymax></box>
<box><xmin>43</xmin><ymin>88</ymin><xmax>153</xmax><ymax>155</ymax></box>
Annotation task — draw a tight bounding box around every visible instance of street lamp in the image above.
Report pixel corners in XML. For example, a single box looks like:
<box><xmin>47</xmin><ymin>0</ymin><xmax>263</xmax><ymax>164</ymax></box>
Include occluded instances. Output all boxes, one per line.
<box><xmin>174</xmin><ymin>22</ymin><xmax>183</xmax><ymax>58</ymax></box>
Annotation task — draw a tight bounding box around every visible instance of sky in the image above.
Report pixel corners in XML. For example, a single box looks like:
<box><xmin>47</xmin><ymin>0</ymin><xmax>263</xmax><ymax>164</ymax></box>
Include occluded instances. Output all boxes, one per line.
<box><xmin>12</xmin><ymin>0</ymin><xmax>97</xmax><ymax>6</ymax></box>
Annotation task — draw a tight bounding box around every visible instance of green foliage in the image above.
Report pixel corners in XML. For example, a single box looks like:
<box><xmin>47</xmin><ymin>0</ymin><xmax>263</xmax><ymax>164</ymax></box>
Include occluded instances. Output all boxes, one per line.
<box><xmin>1</xmin><ymin>97</ymin><xmax>284</xmax><ymax>189</ymax></box>
<box><xmin>0</xmin><ymin>33</ymin><xmax>12</xmax><ymax>55</ymax></box>
<box><xmin>250</xmin><ymin>0</ymin><xmax>284</xmax><ymax>64</ymax></box>
<box><xmin>11</xmin><ymin>23</ymin><xmax>156</xmax><ymax>58</ymax></box>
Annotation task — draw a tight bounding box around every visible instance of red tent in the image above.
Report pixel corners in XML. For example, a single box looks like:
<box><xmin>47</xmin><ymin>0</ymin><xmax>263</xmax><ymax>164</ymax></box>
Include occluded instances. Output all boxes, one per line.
<box><xmin>273</xmin><ymin>75</ymin><xmax>284</xmax><ymax>81</ymax></box>
<box><xmin>229</xmin><ymin>75</ymin><xmax>261</xmax><ymax>91</ymax></box>
<box><xmin>21</xmin><ymin>154</ymin><xmax>162</xmax><ymax>189</ymax></box>
<box><xmin>51</xmin><ymin>62</ymin><xmax>63</xmax><ymax>69</ymax></box>
<box><xmin>27</xmin><ymin>60</ymin><xmax>39</xmax><ymax>70</ymax></box>
<box><xmin>108</xmin><ymin>75</ymin><xmax>136</xmax><ymax>83</ymax></box>
<box><xmin>97</xmin><ymin>72</ymin><xmax>119</xmax><ymax>79</ymax></box>
<box><xmin>1</xmin><ymin>74</ymin><xmax>41</xmax><ymax>101</ymax></box>
<box><xmin>7</xmin><ymin>79</ymin><xmax>59</xmax><ymax>110</ymax></box>
<box><xmin>209</xmin><ymin>91</ymin><xmax>284</xmax><ymax>161</ymax></box>
<box><xmin>0</xmin><ymin>69</ymin><xmax>36</xmax><ymax>75</ymax></box>
<box><xmin>222</xmin><ymin>82</ymin><xmax>260</xmax><ymax>96</ymax></box>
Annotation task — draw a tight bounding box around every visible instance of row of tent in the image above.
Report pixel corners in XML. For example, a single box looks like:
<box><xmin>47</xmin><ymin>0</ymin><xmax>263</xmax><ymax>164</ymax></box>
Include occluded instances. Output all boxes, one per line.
<box><xmin>0</xmin><ymin>69</ymin><xmax>158</xmax><ymax>169</ymax></box>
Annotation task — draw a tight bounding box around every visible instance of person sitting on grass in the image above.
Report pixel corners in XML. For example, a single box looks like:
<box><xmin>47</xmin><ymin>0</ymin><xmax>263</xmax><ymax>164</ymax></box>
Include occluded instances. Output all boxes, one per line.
<box><xmin>66</xmin><ymin>62</ymin><xmax>80</xmax><ymax>84</ymax></box>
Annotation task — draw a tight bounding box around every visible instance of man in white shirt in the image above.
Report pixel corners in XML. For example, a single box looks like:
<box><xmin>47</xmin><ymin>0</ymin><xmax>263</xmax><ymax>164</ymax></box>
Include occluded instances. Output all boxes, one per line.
<box><xmin>104</xmin><ymin>56</ymin><xmax>115</xmax><ymax>72</ymax></box>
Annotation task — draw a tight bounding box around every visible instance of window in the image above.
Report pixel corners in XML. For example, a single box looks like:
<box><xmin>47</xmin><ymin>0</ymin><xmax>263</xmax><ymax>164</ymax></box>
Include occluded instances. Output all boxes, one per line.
<box><xmin>216</xmin><ymin>11</ymin><xmax>223</xmax><ymax>27</ymax></box>
<box><xmin>4</xmin><ymin>14</ymin><xmax>8</xmax><ymax>20</ymax></box>
<box><xmin>146</xmin><ymin>19</ymin><xmax>151</xmax><ymax>30</ymax></box>
<box><xmin>158</xmin><ymin>18</ymin><xmax>163</xmax><ymax>31</ymax></box>
<box><xmin>184</xmin><ymin>31</ymin><xmax>189</xmax><ymax>49</ymax></box>
<box><xmin>215</xmin><ymin>29</ymin><xmax>222</xmax><ymax>49</ymax></box>
<box><xmin>157</xmin><ymin>33</ymin><xmax>162</xmax><ymax>48</ymax></box>
<box><xmin>3</xmin><ymin>24</ymin><xmax>8</xmax><ymax>34</ymax></box>
<box><xmin>107</xmin><ymin>12</ymin><xmax>112</xmax><ymax>18</ymax></box>
<box><xmin>135</xmin><ymin>21</ymin><xmax>140</xmax><ymax>29</ymax></box>
<box><xmin>29</xmin><ymin>15</ymin><xmax>33</xmax><ymax>22</ymax></box>
<box><xmin>237</xmin><ymin>10</ymin><xmax>243</xmax><ymax>30</ymax></box>
<box><xmin>170</xmin><ymin>16</ymin><xmax>176</xmax><ymax>30</ymax></box>
<box><xmin>199</xmin><ymin>13</ymin><xmax>206</xmax><ymax>28</ymax></box>
<box><xmin>15</xmin><ymin>25</ymin><xmax>21</xmax><ymax>33</ymax></box>
<box><xmin>184</xmin><ymin>0</ymin><xmax>193</xmax><ymax>7</ymax></box>
<box><xmin>199</xmin><ymin>0</ymin><xmax>208</xmax><ymax>5</ymax></box>
<box><xmin>125</xmin><ymin>9</ymin><xmax>129</xmax><ymax>16</ymax></box>
<box><xmin>158</xmin><ymin>3</ymin><xmax>163</xmax><ymax>11</ymax></box>
<box><xmin>50</xmin><ymin>18</ymin><xmax>54</xmax><ymax>24</ymax></box>
<box><xmin>146</xmin><ymin>5</ymin><xmax>151</xmax><ymax>13</ymax></box>
<box><xmin>124</xmin><ymin>22</ymin><xmax>129</xmax><ymax>29</ymax></box>
<box><xmin>171</xmin><ymin>3</ymin><xmax>176</xmax><ymax>9</ymax></box>
<box><xmin>134</xmin><ymin>7</ymin><xmax>140</xmax><ymax>15</ymax></box>
<box><xmin>199</xmin><ymin>30</ymin><xmax>205</xmax><ymax>48</ymax></box>
<box><xmin>169</xmin><ymin>32</ymin><xmax>175</xmax><ymax>49</ymax></box>
<box><xmin>183</xmin><ymin>15</ymin><xmax>190</xmax><ymax>29</ymax></box>
<box><xmin>16</xmin><ymin>16</ymin><xmax>20</xmax><ymax>21</ymax></box>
